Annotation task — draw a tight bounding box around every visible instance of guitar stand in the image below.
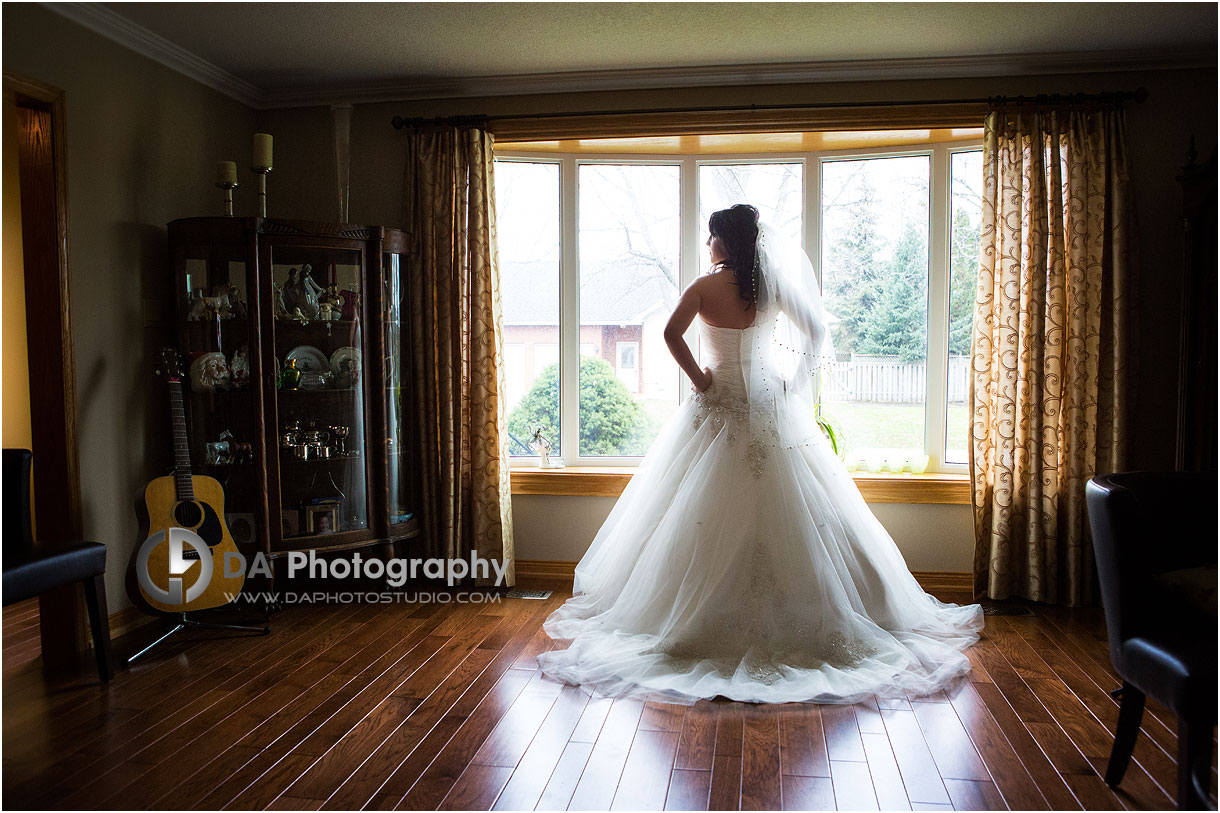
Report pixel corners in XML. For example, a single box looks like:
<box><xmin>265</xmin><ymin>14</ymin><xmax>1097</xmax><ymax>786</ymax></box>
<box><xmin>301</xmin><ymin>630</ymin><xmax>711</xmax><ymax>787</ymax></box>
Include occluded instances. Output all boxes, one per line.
<box><xmin>126</xmin><ymin>611</ymin><xmax>270</xmax><ymax>665</ymax></box>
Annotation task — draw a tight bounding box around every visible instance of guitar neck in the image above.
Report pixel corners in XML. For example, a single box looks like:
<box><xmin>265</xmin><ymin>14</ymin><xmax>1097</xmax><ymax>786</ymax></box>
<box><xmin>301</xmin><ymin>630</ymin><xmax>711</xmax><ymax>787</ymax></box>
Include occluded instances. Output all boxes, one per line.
<box><xmin>169</xmin><ymin>382</ymin><xmax>195</xmax><ymax>502</ymax></box>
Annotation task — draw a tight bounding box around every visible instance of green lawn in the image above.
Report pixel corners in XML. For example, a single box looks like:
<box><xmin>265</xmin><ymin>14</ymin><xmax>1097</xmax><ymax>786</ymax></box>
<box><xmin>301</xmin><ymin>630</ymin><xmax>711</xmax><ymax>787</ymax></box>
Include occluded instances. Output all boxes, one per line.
<box><xmin>820</xmin><ymin>402</ymin><xmax>969</xmax><ymax>463</ymax></box>
<box><xmin>579</xmin><ymin>397</ymin><xmax>971</xmax><ymax>464</ymax></box>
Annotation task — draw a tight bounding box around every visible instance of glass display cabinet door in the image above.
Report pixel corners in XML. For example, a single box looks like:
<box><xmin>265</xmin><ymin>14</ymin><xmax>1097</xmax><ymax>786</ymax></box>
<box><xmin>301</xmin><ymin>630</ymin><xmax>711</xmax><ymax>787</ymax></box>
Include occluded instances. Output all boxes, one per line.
<box><xmin>383</xmin><ymin>250</ymin><xmax>414</xmax><ymax>528</ymax></box>
<box><xmin>269</xmin><ymin>246</ymin><xmax>369</xmax><ymax>545</ymax></box>
<box><xmin>177</xmin><ymin>243</ymin><xmax>261</xmax><ymax>551</ymax></box>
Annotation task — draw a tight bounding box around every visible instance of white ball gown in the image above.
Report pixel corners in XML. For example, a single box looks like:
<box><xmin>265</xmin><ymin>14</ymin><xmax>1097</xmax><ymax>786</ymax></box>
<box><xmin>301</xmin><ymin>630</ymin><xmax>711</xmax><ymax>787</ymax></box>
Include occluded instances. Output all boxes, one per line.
<box><xmin>537</xmin><ymin>229</ymin><xmax>982</xmax><ymax>704</ymax></box>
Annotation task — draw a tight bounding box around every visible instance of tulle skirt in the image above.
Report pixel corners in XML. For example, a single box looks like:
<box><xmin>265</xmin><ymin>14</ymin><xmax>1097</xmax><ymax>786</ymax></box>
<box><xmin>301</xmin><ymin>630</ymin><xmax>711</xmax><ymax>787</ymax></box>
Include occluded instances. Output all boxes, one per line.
<box><xmin>537</xmin><ymin>387</ymin><xmax>983</xmax><ymax>704</ymax></box>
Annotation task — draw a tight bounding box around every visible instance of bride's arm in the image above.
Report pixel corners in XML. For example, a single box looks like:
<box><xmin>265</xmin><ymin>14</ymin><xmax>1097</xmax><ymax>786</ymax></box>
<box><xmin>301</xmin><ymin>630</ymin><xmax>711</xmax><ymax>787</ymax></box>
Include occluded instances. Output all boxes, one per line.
<box><xmin>664</xmin><ymin>282</ymin><xmax>713</xmax><ymax>392</ymax></box>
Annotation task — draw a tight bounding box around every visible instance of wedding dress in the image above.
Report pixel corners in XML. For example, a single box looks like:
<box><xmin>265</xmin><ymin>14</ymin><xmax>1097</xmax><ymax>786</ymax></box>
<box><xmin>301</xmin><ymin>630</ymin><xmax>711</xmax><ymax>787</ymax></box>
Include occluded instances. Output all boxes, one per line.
<box><xmin>538</xmin><ymin>225</ymin><xmax>982</xmax><ymax>704</ymax></box>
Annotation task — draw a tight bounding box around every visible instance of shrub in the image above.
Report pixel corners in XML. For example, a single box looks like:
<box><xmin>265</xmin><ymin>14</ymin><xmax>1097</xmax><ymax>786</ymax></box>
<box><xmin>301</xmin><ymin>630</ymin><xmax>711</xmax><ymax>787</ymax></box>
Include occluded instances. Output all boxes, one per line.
<box><xmin>508</xmin><ymin>355</ymin><xmax>652</xmax><ymax>456</ymax></box>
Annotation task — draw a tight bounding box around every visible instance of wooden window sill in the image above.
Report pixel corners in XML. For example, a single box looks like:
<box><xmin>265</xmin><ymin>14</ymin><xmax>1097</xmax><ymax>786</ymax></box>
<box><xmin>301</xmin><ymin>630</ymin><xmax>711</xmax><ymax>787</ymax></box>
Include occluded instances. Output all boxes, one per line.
<box><xmin>510</xmin><ymin>466</ymin><xmax>969</xmax><ymax>504</ymax></box>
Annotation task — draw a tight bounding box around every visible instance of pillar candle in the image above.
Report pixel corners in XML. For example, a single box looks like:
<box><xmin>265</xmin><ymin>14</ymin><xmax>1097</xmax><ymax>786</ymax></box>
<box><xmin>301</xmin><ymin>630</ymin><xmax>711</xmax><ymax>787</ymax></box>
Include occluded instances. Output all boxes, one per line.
<box><xmin>216</xmin><ymin>160</ymin><xmax>237</xmax><ymax>185</ymax></box>
<box><xmin>253</xmin><ymin>133</ymin><xmax>273</xmax><ymax>169</ymax></box>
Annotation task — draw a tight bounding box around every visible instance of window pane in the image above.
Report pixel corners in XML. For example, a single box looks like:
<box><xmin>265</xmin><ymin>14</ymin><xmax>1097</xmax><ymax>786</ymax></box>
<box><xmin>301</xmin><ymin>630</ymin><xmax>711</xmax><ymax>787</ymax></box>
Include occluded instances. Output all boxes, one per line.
<box><xmin>495</xmin><ymin>160</ymin><xmax>561</xmax><ymax>457</ymax></box>
<box><xmin>578</xmin><ymin>163</ymin><xmax>681</xmax><ymax>456</ymax></box>
<box><xmin>698</xmin><ymin>163</ymin><xmax>804</xmax><ymax>247</ymax></box>
<box><xmin>819</xmin><ymin>155</ymin><xmax>930</xmax><ymax>468</ymax></box>
<box><xmin>946</xmin><ymin>150</ymin><xmax>983</xmax><ymax>465</ymax></box>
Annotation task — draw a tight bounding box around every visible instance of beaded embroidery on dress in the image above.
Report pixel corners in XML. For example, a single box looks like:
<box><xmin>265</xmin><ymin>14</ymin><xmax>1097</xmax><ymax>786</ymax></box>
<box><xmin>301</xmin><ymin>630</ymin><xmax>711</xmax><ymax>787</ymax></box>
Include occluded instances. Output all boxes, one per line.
<box><xmin>538</xmin><ymin>223</ymin><xmax>982</xmax><ymax>704</ymax></box>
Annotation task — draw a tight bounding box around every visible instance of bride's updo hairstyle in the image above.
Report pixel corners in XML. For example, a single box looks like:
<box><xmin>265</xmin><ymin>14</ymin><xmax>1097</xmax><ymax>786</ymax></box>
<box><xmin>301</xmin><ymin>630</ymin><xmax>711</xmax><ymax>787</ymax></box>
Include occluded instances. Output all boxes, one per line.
<box><xmin>708</xmin><ymin>204</ymin><xmax>761</xmax><ymax>307</ymax></box>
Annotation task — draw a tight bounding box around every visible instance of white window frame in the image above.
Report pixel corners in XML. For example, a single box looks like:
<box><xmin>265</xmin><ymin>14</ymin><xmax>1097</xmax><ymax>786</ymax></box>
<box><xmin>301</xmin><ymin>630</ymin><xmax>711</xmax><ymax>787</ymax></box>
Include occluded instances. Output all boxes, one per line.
<box><xmin>496</xmin><ymin>141</ymin><xmax>981</xmax><ymax>472</ymax></box>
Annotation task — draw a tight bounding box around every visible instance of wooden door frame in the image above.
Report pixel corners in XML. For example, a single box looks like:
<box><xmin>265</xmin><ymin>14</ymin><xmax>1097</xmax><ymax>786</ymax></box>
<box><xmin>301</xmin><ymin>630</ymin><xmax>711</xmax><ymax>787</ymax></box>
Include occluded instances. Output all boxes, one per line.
<box><xmin>4</xmin><ymin>71</ymin><xmax>85</xmax><ymax>669</ymax></box>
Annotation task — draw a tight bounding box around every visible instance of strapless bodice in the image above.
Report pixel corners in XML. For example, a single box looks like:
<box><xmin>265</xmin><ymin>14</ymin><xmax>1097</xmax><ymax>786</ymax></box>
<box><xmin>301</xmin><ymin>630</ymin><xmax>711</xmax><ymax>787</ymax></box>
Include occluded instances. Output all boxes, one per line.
<box><xmin>698</xmin><ymin>318</ymin><xmax>750</xmax><ymax>400</ymax></box>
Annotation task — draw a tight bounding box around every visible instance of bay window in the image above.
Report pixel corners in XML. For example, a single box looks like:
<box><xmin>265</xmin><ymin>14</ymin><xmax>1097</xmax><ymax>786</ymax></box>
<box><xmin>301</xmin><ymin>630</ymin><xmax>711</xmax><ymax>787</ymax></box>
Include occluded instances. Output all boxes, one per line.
<box><xmin>495</xmin><ymin>136</ymin><xmax>982</xmax><ymax>473</ymax></box>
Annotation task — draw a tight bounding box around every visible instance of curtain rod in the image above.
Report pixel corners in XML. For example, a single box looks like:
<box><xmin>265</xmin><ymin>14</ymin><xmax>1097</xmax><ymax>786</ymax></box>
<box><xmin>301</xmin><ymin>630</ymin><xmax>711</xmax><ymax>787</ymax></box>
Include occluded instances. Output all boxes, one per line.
<box><xmin>390</xmin><ymin>87</ymin><xmax>1148</xmax><ymax>130</ymax></box>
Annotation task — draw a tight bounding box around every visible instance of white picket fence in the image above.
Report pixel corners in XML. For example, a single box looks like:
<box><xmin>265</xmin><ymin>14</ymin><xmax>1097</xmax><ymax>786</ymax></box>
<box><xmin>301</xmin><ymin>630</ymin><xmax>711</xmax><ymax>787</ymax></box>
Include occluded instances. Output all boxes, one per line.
<box><xmin>823</xmin><ymin>355</ymin><xmax>970</xmax><ymax>404</ymax></box>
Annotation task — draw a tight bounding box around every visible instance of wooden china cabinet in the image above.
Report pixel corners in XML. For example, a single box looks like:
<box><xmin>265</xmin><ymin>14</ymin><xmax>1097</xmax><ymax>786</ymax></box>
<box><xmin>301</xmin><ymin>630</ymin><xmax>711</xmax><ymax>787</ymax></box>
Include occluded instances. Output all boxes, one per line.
<box><xmin>168</xmin><ymin>217</ymin><xmax>420</xmax><ymax>590</ymax></box>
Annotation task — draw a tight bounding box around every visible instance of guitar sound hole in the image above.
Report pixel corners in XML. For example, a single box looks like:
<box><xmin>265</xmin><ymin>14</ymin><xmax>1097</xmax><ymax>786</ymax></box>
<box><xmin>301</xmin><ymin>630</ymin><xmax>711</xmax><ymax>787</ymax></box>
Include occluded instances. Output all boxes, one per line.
<box><xmin>174</xmin><ymin>501</ymin><xmax>203</xmax><ymax>527</ymax></box>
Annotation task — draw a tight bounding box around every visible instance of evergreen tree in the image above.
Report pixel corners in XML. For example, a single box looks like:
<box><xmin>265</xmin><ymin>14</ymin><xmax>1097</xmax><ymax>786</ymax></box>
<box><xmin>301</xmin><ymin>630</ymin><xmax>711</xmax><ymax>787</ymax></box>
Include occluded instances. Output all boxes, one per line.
<box><xmin>947</xmin><ymin>208</ymin><xmax>980</xmax><ymax>356</ymax></box>
<box><xmin>824</xmin><ymin>177</ymin><xmax>883</xmax><ymax>355</ymax></box>
<box><xmin>856</xmin><ymin>222</ymin><xmax>928</xmax><ymax>362</ymax></box>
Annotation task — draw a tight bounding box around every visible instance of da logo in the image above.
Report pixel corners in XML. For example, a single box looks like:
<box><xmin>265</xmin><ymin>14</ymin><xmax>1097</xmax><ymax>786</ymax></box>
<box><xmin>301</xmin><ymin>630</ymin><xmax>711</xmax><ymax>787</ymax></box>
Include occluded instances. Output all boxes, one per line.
<box><xmin>136</xmin><ymin>527</ymin><xmax>212</xmax><ymax>605</ymax></box>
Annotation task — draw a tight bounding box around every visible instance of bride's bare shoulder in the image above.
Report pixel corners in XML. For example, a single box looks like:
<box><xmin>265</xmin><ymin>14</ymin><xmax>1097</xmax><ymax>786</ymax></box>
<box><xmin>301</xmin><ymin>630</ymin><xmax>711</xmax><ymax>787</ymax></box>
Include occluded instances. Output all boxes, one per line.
<box><xmin>700</xmin><ymin>270</ymin><xmax>743</xmax><ymax>299</ymax></box>
<box><xmin>686</xmin><ymin>271</ymin><xmax>745</xmax><ymax>310</ymax></box>
<box><xmin>695</xmin><ymin>270</ymin><xmax>729</xmax><ymax>287</ymax></box>
<box><xmin>685</xmin><ymin>272</ymin><xmax>726</xmax><ymax>297</ymax></box>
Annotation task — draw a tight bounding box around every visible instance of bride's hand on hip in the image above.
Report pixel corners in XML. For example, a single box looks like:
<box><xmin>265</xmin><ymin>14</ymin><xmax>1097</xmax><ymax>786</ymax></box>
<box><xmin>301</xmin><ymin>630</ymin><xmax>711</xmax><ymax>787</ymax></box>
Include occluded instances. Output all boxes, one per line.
<box><xmin>693</xmin><ymin>367</ymin><xmax>713</xmax><ymax>393</ymax></box>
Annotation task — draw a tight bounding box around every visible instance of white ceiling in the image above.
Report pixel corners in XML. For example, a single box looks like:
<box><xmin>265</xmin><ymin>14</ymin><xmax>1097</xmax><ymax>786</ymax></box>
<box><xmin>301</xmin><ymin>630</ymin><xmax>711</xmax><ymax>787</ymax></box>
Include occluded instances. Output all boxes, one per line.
<box><xmin>58</xmin><ymin>2</ymin><xmax>1219</xmax><ymax>107</ymax></box>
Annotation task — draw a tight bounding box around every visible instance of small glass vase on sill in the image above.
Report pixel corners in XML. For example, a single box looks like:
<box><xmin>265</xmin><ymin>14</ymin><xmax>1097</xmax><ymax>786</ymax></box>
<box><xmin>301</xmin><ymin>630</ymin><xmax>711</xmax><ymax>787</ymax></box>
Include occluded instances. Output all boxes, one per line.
<box><xmin>529</xmin><ymin>426</ymin><xmax>564</xmax><ymax>469</ymax></box>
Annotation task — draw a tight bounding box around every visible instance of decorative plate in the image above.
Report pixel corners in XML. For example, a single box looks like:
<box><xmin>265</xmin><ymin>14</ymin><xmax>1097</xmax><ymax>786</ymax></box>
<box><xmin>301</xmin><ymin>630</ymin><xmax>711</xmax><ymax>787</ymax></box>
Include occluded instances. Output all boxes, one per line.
<box><xmin>330</xmin><ymin>346</ymin><xmax>362</xmax><ymax>377</ymax></box>
<box><xmin>285</xmin><ymin>345</ymin><xmax>328</xmax><ymax>374</ymax></box>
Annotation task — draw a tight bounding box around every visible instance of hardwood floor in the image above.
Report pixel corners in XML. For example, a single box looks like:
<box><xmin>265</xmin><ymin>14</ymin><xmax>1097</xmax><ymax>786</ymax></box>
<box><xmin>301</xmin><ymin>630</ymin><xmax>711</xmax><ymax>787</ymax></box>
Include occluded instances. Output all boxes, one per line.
<box><xmin>2</xmin><ymin>598</ymin><xmax>41</xmax><ymax>672</ymax></box>
<box><xmin>2</xmin><ymin>585</ymin><xmax>1209</xmax><ymax>810</ymax></box>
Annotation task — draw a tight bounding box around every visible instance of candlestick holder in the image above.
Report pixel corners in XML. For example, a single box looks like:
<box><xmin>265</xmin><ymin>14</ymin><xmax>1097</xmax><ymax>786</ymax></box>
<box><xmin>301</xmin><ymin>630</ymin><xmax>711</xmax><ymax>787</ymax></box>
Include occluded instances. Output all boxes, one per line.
<box><xmin>215</xmin><ymin>180</ymin><xmax>239</xmax><ymax>216</ymax></box>
<box><xmin>252</xmin><ymin>166</ymin><xmax>272</xmax><ymax>217</ymax></box>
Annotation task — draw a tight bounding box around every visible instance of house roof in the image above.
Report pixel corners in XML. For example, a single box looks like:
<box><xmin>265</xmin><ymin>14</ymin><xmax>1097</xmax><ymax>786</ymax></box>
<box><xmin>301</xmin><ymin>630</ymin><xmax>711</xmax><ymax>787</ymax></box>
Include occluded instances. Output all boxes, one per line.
<box><xmin>501</xmin><ymin>260</ymin><xmax>677</xmax><ymax>326</ymax></box>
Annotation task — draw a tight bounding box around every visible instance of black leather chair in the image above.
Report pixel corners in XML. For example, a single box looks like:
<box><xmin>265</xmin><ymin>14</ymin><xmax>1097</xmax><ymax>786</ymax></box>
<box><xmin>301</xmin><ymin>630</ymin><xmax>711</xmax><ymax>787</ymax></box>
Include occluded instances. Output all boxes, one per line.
<box><xmin>1086</xmin><ymin>471</ymin><xmax>1217</xmax><ymax>810</ymax></box>
<box><xmin>3</xmin><ymin>448</ymin><xmax>113</xmax><ymax>681</ymax></box>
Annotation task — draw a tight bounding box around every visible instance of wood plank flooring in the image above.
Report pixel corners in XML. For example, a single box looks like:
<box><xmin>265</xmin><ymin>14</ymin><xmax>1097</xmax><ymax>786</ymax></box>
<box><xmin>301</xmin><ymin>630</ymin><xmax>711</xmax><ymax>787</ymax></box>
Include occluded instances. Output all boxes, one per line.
<box><xmin>2</xmin><ymin>598</ymin><xmax>41</xmax><ymax>673</ymax></box>
<box><xmin>2</xmin><ymin>585</ymin><xmax>1208</xmax><ymax>810</ymax></box>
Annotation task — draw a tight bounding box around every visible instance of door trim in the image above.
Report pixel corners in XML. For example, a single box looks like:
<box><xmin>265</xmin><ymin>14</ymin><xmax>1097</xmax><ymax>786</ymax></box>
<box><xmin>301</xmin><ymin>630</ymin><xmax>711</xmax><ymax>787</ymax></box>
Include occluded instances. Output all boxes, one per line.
<box><xmin>5</xmin><ymin>71</ymin><xmax>84</xmax><ymax>667</ymax></box>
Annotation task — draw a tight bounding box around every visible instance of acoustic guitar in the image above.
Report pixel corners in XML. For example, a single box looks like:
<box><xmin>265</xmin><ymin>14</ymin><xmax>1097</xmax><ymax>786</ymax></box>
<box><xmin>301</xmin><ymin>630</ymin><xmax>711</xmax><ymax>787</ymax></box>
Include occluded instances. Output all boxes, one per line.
<box><xmin>129</xmin><ymin>348</ymin><xmax>246</xmax><ymax>613</ymax></box>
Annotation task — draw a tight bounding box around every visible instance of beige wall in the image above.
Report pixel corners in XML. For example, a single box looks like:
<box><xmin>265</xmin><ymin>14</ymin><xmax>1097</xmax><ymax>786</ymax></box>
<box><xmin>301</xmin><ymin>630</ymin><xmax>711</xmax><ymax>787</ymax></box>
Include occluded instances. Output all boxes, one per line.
<box><xmin>511</xmin><ymin>494</ymin><xmax>975</xmax><ymax>573</ymax></box>
<box><xmin>3</xmin><ymin>4</ymin><xmax>257</xmax><ymax>610</ymax></box>
<box><xmin>259</xmin><ymin>67</ymin><xmax>1214</xmax><ymax>572</ymax></box>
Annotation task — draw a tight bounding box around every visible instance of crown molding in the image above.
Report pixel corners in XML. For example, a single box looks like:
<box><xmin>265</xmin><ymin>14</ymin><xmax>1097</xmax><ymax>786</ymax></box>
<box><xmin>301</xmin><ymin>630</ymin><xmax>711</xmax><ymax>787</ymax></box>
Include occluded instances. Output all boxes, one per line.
<box><xmin>272</xmin><ymin>46</ymin><xmax>1215</xmax><ymax>107</ymax></box>
<box><xmin>44</xmin><ymin>2</ymin><xmax>261</xmax><ymax>107</ymax></box>
<box><xmin>256</xmin><ymin>48</ymin><xmax>1217</xmax><ymax>108</ymax></box>
<box><xmin>41</xmin><ymin>2</ymin><xmax>1215</xmax><ymax>111</ymax></box>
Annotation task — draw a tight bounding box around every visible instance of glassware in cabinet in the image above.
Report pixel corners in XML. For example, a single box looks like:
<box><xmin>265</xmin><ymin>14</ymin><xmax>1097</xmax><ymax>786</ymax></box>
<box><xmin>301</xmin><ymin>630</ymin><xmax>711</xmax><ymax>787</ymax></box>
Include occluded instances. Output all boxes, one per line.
<box><xmin>173</xmin><ymin>233</ymin><xmax>262</xmax><ymax>552</ymax></box>
<box><xmin>168</xmin><ymin>217</ymin><xmax>421</xmax><ymax>567</ymax></box>
<box><xmin>268</xmin><ymin>244</ymin><xmax>370</xmax><ymax>545</ymax></box>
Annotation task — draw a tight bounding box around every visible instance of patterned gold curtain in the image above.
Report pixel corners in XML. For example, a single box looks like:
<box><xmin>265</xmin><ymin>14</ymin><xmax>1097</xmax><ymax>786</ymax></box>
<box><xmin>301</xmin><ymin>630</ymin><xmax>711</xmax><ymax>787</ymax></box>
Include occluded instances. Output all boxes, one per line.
<box><xmin>404</xmin><ymin>126</ymin><xmax>514</xmax><ymax>587</ymax></box>
<box><xmin>971</xmin><ymin>108</ymin><xmax>1133</xmax><ymax>606</ymax></box>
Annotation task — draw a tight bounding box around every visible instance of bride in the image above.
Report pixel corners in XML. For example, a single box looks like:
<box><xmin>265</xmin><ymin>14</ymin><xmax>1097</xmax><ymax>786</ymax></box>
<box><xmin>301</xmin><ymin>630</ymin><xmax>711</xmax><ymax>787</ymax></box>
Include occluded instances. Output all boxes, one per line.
<box><xmin>538</xmin><ymin>204</ymin><xmax>982</xmax><ymax>704</ymax></box>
